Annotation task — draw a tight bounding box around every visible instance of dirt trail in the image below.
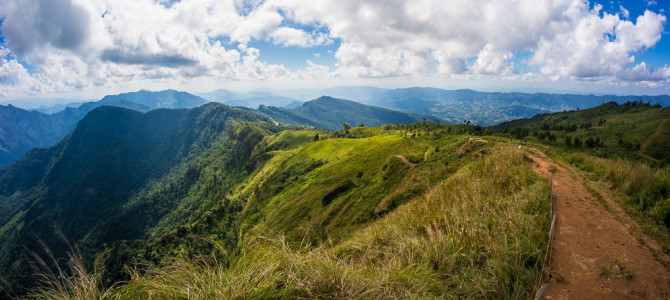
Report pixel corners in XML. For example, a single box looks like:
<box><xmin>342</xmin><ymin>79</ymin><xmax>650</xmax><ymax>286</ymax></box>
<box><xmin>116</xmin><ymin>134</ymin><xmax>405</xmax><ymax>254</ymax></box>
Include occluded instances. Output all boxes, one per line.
<box><xmin>639</xmin><ymin>118</ymin><xmax>668</xmax><ymax>162</ymax></box>
<box><xmin>394</xmin><ymin>155</ymin><xmax>415</xmax><ymax>167</ymax></box>
<box><xmin>527</xmin><ymin>148</ymin><xmax>670</xmax><ymax>299</ymax></box>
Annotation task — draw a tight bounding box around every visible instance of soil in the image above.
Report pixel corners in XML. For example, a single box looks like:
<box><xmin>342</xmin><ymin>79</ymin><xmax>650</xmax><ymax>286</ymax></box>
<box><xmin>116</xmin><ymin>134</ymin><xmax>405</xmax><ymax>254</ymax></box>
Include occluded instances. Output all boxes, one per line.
<box><xmin>394</xmin><ymin>155</ymin><xmax>415</xmax><ymax>167</ymax></box>
<box><xmin>639</xmin><ymin>118</ymin><xmax>668</xmax><ymax>162</ymax></box>
<box><xmin>528</xmin><ymin>148</ymin><xmax>670</xmax><ymax>299</ymax></box>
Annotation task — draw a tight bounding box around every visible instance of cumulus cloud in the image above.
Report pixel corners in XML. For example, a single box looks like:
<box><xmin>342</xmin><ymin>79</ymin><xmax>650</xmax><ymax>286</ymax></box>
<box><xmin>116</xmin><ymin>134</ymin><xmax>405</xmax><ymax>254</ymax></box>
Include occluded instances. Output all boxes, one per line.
<box><xmin>0</xmin><ymin>0</ymin><xmax>668</xmax><ymax>99</ymax></box>
<box><xmin>470</xmin><ymin>43</ymin><xmax>514</xmax><ymax>75</ymax></box>
<box><xmin>618</xmin><ymin>62</ymin><xmax>670</xmax><ymax>81</ymax></box>
<box><xmin>269</xmin><ymin>27</ymin><xmax>332</xmax><ymax>47</ymax></box>
<box><xmin>530</xmin><ymin>7</ymin><xmax>665</xmax><ymax>78</ymax></box>
<box><xmin>0</xmin><ymin>0</ymin><xmax>91</xmax><ymax>55</ymax></box>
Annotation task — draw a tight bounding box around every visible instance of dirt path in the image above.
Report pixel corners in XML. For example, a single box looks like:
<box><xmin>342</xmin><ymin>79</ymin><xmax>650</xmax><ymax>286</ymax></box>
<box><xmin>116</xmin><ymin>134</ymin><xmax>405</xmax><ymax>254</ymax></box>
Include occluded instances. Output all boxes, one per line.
<box><xmin>639</xmin><ymin>118</ymin><xmax>667</xmax><ymax>162</ymax></box>
<box><xmin>394</xmin><ymin>155</ymin><xmax>415</xmax><ymax>167</ymax></box>
<box><xmin>527</xmin><ymin>148</ymin><xmax>670</xmax><ymax>299</ymax></box>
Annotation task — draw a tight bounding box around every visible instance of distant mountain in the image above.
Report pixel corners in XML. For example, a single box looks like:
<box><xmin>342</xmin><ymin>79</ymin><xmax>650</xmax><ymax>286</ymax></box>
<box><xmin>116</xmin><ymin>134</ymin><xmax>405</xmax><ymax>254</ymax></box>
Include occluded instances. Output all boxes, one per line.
<box><xmin>0</xmin><ymin>103</ymin><xmax>275</xmax><ymax>294</ymax></box>
<box><xmin>256</xmin><ymin>96</ymin><xmax>442</xmax><ymax>130</ymax></box>
<box><xmin>197</xmin><ymin>88</ymin><xmax>239</xmax><ymax>102</ymax></box>
<box><xmin>30</xmin><ymin>101</ymin><xmax>86</xmax><ymax>114</ymax></box>
<box><xmin>273</xmin><ymin>86</ymin><xmax>670</xmax><ymax>126</ymax></box>
<box><xmin>0</xmin><ymin>90</ymin><xmax>209</xmax><ymax>167</ymax></box>
<box><xmin>100</xmin><ymin>89</ymin><xmax>207</xmax><ymax>109</ymax></box>
<box><xmin>198</xmin><ymin>89</ymin><xmax>300</xmax><ymax>108</ymax></box>
<box><xmin>0</xmin><ymin>104</ymin><xmax>82</xmax><ymax>167</ymax></box>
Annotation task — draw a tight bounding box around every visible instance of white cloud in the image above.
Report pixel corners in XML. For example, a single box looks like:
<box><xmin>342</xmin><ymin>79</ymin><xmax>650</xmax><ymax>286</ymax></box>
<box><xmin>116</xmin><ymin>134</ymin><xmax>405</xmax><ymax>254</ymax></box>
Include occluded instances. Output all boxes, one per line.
<box><xmin>0</xmin><ymin>0</ymin><xmax>92</xmax><ymax>55</ymax></box>
<box><xmin>530</xmin><ymin>8</ymin><xmax>665</xmax><ymax>78</ymax></box>
<box><xmin>269</xmin><ymin>27</ymin><xmax>332</xmax><ymax>47</ymax></box>
<box><xmin>618</xmin><ymin>62</ymin><xmax>670</xmax><ymax>81</ymax></box>
<box><xmin>0</xmin><ymin>0</ymin><xmax>668</xmax><ymax>99</ymax></box>
<box><xmin>470</xmin><ymin>43</ymin><xmax>514</xmax><ymax>75</ymax></box>
<box><xmin>620</xmin><ymin>5</ymin><xmax>629</xmax><ymax>19</ymax></box>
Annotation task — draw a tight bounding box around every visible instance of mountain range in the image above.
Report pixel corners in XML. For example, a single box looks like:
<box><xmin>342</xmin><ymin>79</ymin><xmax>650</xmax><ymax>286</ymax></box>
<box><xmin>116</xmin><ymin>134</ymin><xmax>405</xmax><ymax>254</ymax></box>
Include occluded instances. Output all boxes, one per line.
<box><xmin>272</xmin><ymin>86</ymin><xmax>670</xmax><ymax>126</ymax></box>
<box><xmin>0</xmin><ymin>103</ymin><xmax>277</xmax><ymax>294</ymax></box>
<box><xmin>255</xmin><ymin>96</ymin><xmax>442</xmax><ymax>130</ymax></box>
<box><xmin>4</xmin><ymin>87</ymin><xmax>669</xmax><ymax>168</ymax></box>
<box><xmin>0</xmin><ymin>90</ymin><xmax>208</xmax><ymax>167</ymax></box>
<box><xmin>198</xmin><ymin>89</ymin><xmax>301</xmax><ymax>108</ymax></box>
<box><xmin>0</xmin><ymin>92</ymin><xmax>669</xmax><ymax>298</ymax></box>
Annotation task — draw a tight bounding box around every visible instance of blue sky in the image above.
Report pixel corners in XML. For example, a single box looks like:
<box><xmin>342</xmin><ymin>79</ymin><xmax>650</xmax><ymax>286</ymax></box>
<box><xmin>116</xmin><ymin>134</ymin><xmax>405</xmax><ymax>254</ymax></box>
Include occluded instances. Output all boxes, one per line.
<box><xmin>597</xmin><ymin>0</ymin><xmax>670</xmax><ymax>66</ymax></box>
<box><xmin>1</xmin><ymin>0</ymin><xmax>670</xmax><ymax>104</ymax></box>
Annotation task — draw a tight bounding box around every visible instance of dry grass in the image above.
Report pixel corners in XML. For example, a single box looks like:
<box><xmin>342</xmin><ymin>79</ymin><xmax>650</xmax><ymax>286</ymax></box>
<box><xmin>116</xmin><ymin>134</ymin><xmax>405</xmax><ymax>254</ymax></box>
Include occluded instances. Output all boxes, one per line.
<box><xmin>30</xmin><ymin>147</ymin><xmax>550</xmax><ymax>299</ymax></box>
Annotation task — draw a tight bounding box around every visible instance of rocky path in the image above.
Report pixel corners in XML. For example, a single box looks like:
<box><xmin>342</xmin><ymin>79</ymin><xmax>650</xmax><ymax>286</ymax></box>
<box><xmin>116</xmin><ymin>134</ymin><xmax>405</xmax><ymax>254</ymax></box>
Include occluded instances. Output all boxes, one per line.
<box><xmin>528</xmin><ymin>148</ymin><xmax>670</xmax><ymax>299</ymax></box>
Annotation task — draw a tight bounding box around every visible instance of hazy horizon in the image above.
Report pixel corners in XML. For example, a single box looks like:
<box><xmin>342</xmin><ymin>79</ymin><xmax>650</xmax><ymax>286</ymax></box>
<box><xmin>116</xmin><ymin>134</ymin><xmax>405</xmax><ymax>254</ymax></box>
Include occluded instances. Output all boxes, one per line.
<box><xmin>2</xmin><ymin>0</ymin><xmax>670</xmax><ymax>105</ymax></box>
<box><xmin>5</xmin><ymin>84</ymin><xmax>670</xmax><ymax>110</ymax></box>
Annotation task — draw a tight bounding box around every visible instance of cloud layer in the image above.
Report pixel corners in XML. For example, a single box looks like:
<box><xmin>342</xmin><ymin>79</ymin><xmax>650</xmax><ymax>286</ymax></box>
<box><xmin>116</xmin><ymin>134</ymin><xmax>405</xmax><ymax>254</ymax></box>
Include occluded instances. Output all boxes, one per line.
<box><xmin>0</xmin><ymin>0</ymin><xmax>668</xmax><ymax>98</ymax></box>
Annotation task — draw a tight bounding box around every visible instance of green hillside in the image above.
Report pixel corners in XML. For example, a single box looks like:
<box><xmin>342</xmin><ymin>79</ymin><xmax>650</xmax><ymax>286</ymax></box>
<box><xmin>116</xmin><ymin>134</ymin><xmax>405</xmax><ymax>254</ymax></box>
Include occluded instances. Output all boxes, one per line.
<box><xmin>0</xmin><ymin>103</ymin><xmax>282</xmax><ymax>296</ymax></box>
<box><xmin>492</xmin><ymin>101</ymin><xmax>670</xmax><ymax>253</ymax></box>
<box><xmin>3</xmin><ymin>101</ymin><xmax>670</xmax><ymax>299</ymax></box>
<box><xmin>0</xmin><ymin>90</ymin><xmax>210</xmax><ymax>167</ymax></box>
<box><xmin>0</xmin><ymin>108</ymin><xmax>552</xmax><ymax>298</ymax></box>
<box><xmin>494</xmin><ymin>101</ymin><xmax>670</xmax><ymax>163</ymax></box>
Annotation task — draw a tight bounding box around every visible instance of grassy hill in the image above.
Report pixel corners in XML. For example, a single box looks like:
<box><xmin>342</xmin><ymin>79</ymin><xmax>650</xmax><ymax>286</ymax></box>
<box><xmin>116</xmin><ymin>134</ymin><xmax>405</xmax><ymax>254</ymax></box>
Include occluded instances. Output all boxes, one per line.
<box><xmin>4</xmin><ymin>100</ymin><xmax>670</xmax><ymax>298</ymax></box>
<box><xmin>493</xmin><ymin>101</ymin><xmax>670</xmax><ymax>163</ymax></box>
<box><xmin>0</xmin><ymin>108</ymin><xmax>552</xmax><ymax>298</ymax></box>
<box><xmin>491</xmin><ymin>101</ymin><xmax>670</xmax><ymax>254</ymax></box>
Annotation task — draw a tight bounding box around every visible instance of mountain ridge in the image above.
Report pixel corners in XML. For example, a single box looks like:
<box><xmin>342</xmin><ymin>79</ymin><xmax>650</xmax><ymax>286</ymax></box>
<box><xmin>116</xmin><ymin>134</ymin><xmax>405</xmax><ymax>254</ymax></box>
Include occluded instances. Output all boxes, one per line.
<box><xmin>256</xmin><ymin>95</ymin><xmax>442</xmax><ymax>130</ymax></box>
<box><xmin>0</xmin><ymin>90</ymin><xmax>210</xmax><ymax>167</ymax></box>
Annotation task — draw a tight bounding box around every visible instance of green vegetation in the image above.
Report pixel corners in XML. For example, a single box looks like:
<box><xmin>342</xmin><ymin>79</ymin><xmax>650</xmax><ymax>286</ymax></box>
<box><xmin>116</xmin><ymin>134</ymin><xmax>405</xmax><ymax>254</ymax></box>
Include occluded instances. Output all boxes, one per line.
<box><xmin>599</xmin><ymin>261</ymin><xmax>634</xmax><ymax>280</ymax></box>
<box><xmin>492</xmin><ymin>102</ymin><xmax>670</xmax><ymax>253</ymax></box>
<box><xmin>494</xmin><ymin>101</ymin><xmax>670</xmax><ymax>162</ymax></box>
<box><xmin>0</xmin><ymin>90</ymin><xmax>208</xmax><ymax>167</ymax></box>
<box><xmin>23</xmin><ymin>143</ymin><xmax>551</xmax><ymax>299</ymax></box>
<box><xmin>0</xmin><ymin>103</ymin><xmax>286</xmax><ymax>295</ymax></box>
<box><xmin>7</xmin><ymin>98</ymin><xmax>670</xmax><ymax>299</ymax></box>
<box><xmin>564</xmin><ymin>152</ymin><xmax>670</xmax><ymax>251</ymax></box>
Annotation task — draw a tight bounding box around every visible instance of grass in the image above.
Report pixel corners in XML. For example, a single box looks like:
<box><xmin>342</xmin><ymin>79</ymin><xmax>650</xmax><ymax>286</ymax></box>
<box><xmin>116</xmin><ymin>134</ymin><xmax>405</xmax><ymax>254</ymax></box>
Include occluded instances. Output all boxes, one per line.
<box><xmin>236</xmin><ymin>133</ymin><xmax>458</xmax><ymax>245</ymax></box>
<box><xmin>599</xmin><ymin>260</ymin><xmax>634</xmax><ymax>280</ymax></box>
<box><xmin>28</xmin><ymin>145</ymin><xmax>551</xmax><ymax>299</ymax></box>
<box><xmin>563</xmin><ymin>151</ymin><xmax>670</xmax><ymax>252</ymax></box>
<box><xmin>495</xmin><ymin>103</ymin><xmax>670</xmax><ymax>160</ymax></box>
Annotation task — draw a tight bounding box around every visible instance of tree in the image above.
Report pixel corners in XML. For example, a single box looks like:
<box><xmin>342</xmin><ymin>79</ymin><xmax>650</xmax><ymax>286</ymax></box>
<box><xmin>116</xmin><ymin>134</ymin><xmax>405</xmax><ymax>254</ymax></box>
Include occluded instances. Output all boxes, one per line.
<box><xmin>564</xmin><ymin>136</ymin><xmax>572</xmax><ymax>147</ymax></box>
<box><xmin>342</xmin><ymin>122</ymin><xmax>351</xmax><ymax>134</ymax></box>
<box><xmin>573</xmin><ymin>137</ymin><xmax>582</xmax><ymax>148</ymax></box>
<box><xmin>314</xmin><ymin>133</ymin><xmax>319</xmax><ymax>141</ymax></box>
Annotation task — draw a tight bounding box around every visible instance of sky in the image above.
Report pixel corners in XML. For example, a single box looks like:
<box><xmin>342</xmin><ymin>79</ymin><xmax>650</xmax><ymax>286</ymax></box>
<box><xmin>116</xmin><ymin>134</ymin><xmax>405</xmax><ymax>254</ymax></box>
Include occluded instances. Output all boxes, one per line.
<box><xmin>1</xmin><ymin>0</ymin><xmax>670</xmax><ymax>106</ymax></box>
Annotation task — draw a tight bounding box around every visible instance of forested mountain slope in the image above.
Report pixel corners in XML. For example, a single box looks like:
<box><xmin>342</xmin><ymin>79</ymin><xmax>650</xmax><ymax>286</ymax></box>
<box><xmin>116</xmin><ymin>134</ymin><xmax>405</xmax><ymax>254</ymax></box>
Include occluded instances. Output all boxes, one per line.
<box><xmin>0</xmin><ymin>90</ymin><xmax>208</xmax><ymax>167</ymax></box>
<box><xmin>0</xmin><ymin>103</ymin><xmax>277</xmax><ymax>296</ymax></box>
<box><xmin>2</xmin><ymin>100</ymin><xmax>670</xmax><ymax>299</ymax></box>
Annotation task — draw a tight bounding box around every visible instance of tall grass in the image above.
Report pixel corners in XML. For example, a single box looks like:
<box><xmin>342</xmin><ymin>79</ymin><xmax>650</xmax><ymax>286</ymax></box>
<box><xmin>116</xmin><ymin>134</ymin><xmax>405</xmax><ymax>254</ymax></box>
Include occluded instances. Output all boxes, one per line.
<box><xmin>566</xmin><ymin>153</ymin><xmax>670</xmax><ymax>225</ymax></box>
<box><xmin>31</xmin><ymin>147</ymin><xmax>550</xmax><ymax>299</ymax></box>
<box><xmin>27</xmin><ymin>238</ymin><xmax>118</xmax><ymax>300</ymax></box>
<box><xmin>335</xmin><ymin>147</ymin><xmax>550</xmax><ymax>298</ymax></box>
